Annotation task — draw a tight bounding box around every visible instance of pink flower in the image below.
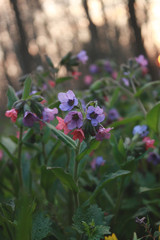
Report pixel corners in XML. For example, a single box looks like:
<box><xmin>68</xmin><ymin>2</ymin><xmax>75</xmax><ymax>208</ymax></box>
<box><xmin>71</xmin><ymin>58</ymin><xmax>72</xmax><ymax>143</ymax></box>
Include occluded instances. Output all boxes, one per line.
<box><xmin>71</xmin><ymin>128</ymin><xmax>85</xmax><ymax>143</ymax></box>
<box><xmin>90</xmin><ymin>158</ymin><xmax>96</xmax><ymax>170</ymax></box>
<box><xmin>84</xmin><ymin>75</ymin><xmax>92</xmax><ymax>85</ymax></box>
<box><xmin>5</xmin><ymin>108</ymin><xmax>18</xmax><ymax>123</ymax></box>
<box><xmin>48</xmin><ymin>80</ymin><xmax>56</xmax><ymax>88</ymax></box>
<box><xmin>56</xmin><ymin>116</ymin><xmax>70</xmax><ymax>135</ymax></box>
<box><xmin>40</xmin><ymin>99</ymin><xmax>47</xmax><ymax>105</ymax></box>
<box><xmin>104</xmin><ymin>96</ymin><xmax>109</xmax><ymax>102</ymax></box>
<box><xmin>112</xmin><ymin>71</ymin><xmax>117</xmax><ymax>80</ymax></box>
<box><xmin>16</xmin><ymin>130</ymin><xmax>27</xmax><ymax>139</ymax></box>
<box><xmin>143</xmin><ymin>137</ymin><xmax>155</xmax><ymax>150</ymax></box>
<box><xmin>96</xmin><ymin>127</ymin><xmax>113</xmax><ymax>141</ymax></box>
<box><xmin>72</xmin><ymin>71</ymin><xmax>82</xmax><ymax>80</ymax></box>
<box><xmin>142</xmin><ymin>66</ymin><xmax>148</xmax><ymax>76</ymax></box>
<box><xmin>0</xmin><ymin>150</ymin><xmax>3</xmax><ymax>161</ymax></box>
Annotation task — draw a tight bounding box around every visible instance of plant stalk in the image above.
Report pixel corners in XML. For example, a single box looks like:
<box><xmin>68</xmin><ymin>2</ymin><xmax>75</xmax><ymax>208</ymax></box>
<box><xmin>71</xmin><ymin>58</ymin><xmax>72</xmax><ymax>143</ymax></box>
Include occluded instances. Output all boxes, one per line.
<box><xmin>17</xmin><ymin>126</ymin><xmax>23</xmax><ymax>189</ymax></box>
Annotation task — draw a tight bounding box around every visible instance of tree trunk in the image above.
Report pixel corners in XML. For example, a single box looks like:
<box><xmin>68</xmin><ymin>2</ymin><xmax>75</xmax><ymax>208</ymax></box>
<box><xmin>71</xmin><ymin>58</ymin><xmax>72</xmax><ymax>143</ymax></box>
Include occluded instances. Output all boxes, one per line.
<box><xmin>82</xmin><ymin>0</ymin><xmax>100</xmax><ymax>59</ymax></box>
<box><xmin>9</xmin><ymin>0</ymin><xmax>34</xmax><ymax>74</ymax></box>
<box><xmin>128</xmin><ymin>0</ymin><xmax>158</xmax><ymax>79</ymax></box>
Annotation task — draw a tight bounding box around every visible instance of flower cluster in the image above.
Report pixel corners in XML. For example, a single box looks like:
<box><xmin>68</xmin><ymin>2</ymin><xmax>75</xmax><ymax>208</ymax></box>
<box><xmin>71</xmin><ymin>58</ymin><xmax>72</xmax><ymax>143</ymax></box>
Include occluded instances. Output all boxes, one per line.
<box><xmin>56</xmin><ymin>90</ymin><xmax>113</xmax><ymax>143</ymax></box>
<box><xmin>5</xmin><ymin>98</ymin><xmax>58</xmax><ymax>128</ymax></box>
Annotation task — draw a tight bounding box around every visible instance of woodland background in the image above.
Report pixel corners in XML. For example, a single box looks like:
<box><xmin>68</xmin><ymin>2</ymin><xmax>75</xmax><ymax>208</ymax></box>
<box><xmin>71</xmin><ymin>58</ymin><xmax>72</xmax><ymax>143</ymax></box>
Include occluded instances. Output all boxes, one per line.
<box><xmin>0</xmin><ymin>0</ymin><xmax>160</xmax><ymax>111</ymax></box>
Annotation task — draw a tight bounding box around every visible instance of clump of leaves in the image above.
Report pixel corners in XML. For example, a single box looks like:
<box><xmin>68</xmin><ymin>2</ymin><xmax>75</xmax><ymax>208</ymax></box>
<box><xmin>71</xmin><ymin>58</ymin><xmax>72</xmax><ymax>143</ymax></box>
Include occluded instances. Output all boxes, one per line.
<box><xmin>73</xmin><ymin>204</ymin><xmax>110</xmax><ymax>240</ymax></box>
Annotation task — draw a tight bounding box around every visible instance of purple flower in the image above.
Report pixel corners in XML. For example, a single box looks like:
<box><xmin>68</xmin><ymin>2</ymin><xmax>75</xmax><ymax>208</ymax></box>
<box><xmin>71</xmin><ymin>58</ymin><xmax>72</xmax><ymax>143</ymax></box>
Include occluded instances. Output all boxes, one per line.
<box><xmin>135</xmin><ymin>55</ymin><xmax>148</xmax><ymax>67</ymax></box>
<box><xmin>122</xmin><ymin>78</ymin><xmax>130</xmax><ymax>87</ymax></box>
<box><xmin>89</xmin><ymin>64</ymin><xmax>99</xmax><ymax>74</ymax></box>
<box><xmin>104</xmin><ymin>61</ymin><xmax>113</xmax><ymax>74</ymax></box>
<box><xmin>133</xmin><ymin>125</ymin><xmax>148</xmax><ymax>138</ymax></box>
<box><xmin>23</xmin><ymin>111</ymin><xmax>39</xmax><ymax>127</ymax></box>
<box><xmin>87</xmin><ymin>106</ymin><xmax>105</xmax><ymax>126</ymax></box>
<box><xmin>64</xmin><ymin>111</ymin><xmax>83</xmax><ymax>130</ymax></box>
<box><xmin>147</xmin><ymin>152</ymin><xmax>160</xmax><ymax>165</ymax></box>
<box><xmin>58</xmin><ymin>90</ymin><xmax>78</xmax><ymax>111</ymax></box>
<box><xmin>77</xmin><ymin>50</ymin><xmax>88</xmax><ymax>64</ymax></box>
<box><xmin>30</xmin><ymin>90</ymin><xmax>38</xmax><ymax>95</ymax></box>
<box><xmin>108</xmin><ymin>109</ymin><xmax>120</xmax><ymax>121</ymax></box>
<box><xmin>42</xmin><ymin>107</ymin><xmax>58</xmax><ymax>122</ymax></box>
<box><xmin>91</xmin><ymin>156</ymin><xmax>106</xmax><ymax>170</ymax></box>
<box><xmin>96</xmin><ymin>127</ymin><xmax>113</xmax><ymax>141</ymax></box>
<box><xmin>42</xmin><ymin>84</ymin><xmax>48</xmax><ymax>91</ymax></box>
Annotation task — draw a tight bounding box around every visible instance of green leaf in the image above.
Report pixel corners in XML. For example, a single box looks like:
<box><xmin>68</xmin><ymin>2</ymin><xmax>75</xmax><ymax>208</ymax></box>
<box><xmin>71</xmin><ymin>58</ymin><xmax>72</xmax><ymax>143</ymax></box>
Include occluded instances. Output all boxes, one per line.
<box><xmin>7</xmin><ymin>85</ymin><xmax>19</xmax><ymax>109</ymax></box>
<box><xmin>22</xmin><ymin>76</ymin><xmax>32</xmax><ymax>100</ymax></box>
<box><xmin>135</xmin><ymin>81</ymin><xmax>160</xmax><ymax>97</ymax></box>
<box><xmin>133</xmin><ymin>232</ymin><xmax>139</xmax><ymax>240</ymax></box>
<box><xmin>154</xmin><ymin>231</ymin><xmax>160</xmax><ymax>238</ymax></box>
<box><xmin>46</xmin><ymin>123</ymin><xmax>77</xmax><ymax>149</ymax></box>
<box><xmin>0</xmin><ymin>139</ymin><xmax>17</xmax><ymax>163</ymax></box>
<box><xmin>90</xmin><ymin>80</ymin><xmax>104</xmax><ymax>91</ymax></box>
<box><xmin>146</xmin><ymin>102</ymin><xmax>160</xmax><ymax>133</ymax></box>
<box><xmin>109</xmin><ymin>135</ymin><xmax>124</xmax><ymax>164</ymax></box>
<box><xmin>47</xmin><ymin>167</ymin><xmax>78</xmax><ymax>192</ymax></box>
<box><xmin>32</xmin><ymin>212</ymin><xmax>52</xmax><ymax>240</ymax></box>
<box><xmin>45</xmin><ymin>55</ymin><xmax>54</xmax><ymax>68</ymax></box>
<box><xmin>84</xmin><ymin>170</ymin><xmax>130</xmax><ymax>205</ymax></box>
<box><xmin>139</xmin><ymin>186</ymin><xmax>160</xmax><ymax>193</ymax></box>
<box><xmin>16</xmin><ymin>194</ymin><xmax>33</xmax><ymax>240</ymax></box>
<box><xmin>76</xmin><ymin>140</ymin><xmax>100</xmax><ymax>162</ymax></box>
<box><xmin>56</xmin><ymin>76</ymin><xmax>72</xmax><ymax>84</ymax></box>
<box><xmin>110</xmin><ymin>115</ymin><xmax>143</xmax><ymax>128</ymax></box>
<box><xmin>73</xmin><ymin>205</ymin><xmax>105</xmax><ymax>234</ymax></box>
<box><xmin>118</xmin><ymin>138</ymin><xmax>126</xmax><ymax>158</ymax></box>
<box><xmin>109</xmin><ymin>87</ymin><xmax>119</xmax><ymax>107</ymax></box>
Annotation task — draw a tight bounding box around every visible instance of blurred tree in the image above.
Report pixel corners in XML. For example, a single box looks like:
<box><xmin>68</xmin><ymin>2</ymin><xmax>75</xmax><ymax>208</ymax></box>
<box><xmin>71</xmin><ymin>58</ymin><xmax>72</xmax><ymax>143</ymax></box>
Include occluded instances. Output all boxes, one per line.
<box><xmin>128</xmin><ymin>0</ymin><xmax>158</xmax><ymax>79</ymax></box>
<box><xmin>9</xmin><ymin>0</ymin><xmax>34</xmax><ymax>74</ymax></box>
<box><xmin>82</xmin><ymin>0</ymin><xmax>100</xmax><ymax>60</ymax></box>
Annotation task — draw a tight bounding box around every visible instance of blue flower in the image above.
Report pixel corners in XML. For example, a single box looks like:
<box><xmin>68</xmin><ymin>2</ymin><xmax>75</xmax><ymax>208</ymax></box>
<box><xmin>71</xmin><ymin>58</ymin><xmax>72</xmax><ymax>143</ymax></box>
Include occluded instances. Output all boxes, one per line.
<box><xmin>58</xmin><ymin>90</ymin><xmax>78</xmax><ymax>111</ymax></box>
<box><xmin>91</xmin><ymin>156</ymin><xmax>106</xmax><ymax>170</ymax></box>
<box><xmin>133</xmin><ymin>125</ymin><xmax>148</xmax><ymax>137</ymax></box>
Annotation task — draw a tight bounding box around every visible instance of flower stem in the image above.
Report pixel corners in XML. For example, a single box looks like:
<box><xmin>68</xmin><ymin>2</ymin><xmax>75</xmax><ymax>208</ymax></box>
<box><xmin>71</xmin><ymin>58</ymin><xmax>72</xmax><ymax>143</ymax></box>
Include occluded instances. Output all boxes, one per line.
<box><xmin>17</xmin><ymin>126</ymin><xmax>23</xmax><ymax>189</ymax></box>
<box><xmin>73</xmin><ymin>141</ymin><xmax>81</xmax><ymax>209</ymax></box>
<box><xmin>130</xmin><ymin>78</ymin><xmax>147</xmax><ymax>116</ymax></box>
<box><xmin>65</xmin><ymin>146</ymin><xmax>71</xmax><ymax>172</ymax></box>
<box><xmin>42</xmin><ymin>141</ymin><xmax>47</xmax><ymax>165</ymax></box>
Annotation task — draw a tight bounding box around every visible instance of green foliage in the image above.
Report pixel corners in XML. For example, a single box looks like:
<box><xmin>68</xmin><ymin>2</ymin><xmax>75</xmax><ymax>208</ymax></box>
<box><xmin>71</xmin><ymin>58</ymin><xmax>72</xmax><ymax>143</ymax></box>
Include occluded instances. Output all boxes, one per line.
<box><xmin>76</xmin><ymin>139</ymin><xmax>100</xmax><ymax>162</ymax></box>
<box><xmin>32</xmin><ymin>212</ymin><xmax>52</xmax><ymax>240</ymax></box>
<box><xmin>22</xmin><ymin>76</ymin><xmax>32</xmax><ymax>100</ymax></box>
<box><xmin>47</xmin><ymin>167</ymin><xmax>78</xmax><ymax>192</ymax></box>
<box><xmin>146</xmin><ymin>102</ymin><xmax>160</xmax><ymax>133</ymax></box>
<box><xmin>7</xmin><ymin>85</ymin><xmax>19</xmax><ymax>109</ymax></box>
<box><xmin>110</xmin><ymin>115</ymin><xmax>143</xmax><ymax>128</ymax></box>
<box><xmin>84</xmin><ymin>170</ymin><xmax>130</xmax><ymax>205</ymax></box>
<box><xmin>46</xmin><ymin>123</ymin><xmax>77</xmax><ymax>149</ymax></box>
<box><xmin>73</xmin><ymin>205</ymin><xmax>110</xmax><ymax>236</ymax></box>
<box><xmin>56</xmin><ymin>76</ymin><xmax>72</xmax><ymax>84</ymax></box>
<box><xmin>134</xmin><ymin>81</ymin><xmax>160</xmax><ymax>97</ymax></box>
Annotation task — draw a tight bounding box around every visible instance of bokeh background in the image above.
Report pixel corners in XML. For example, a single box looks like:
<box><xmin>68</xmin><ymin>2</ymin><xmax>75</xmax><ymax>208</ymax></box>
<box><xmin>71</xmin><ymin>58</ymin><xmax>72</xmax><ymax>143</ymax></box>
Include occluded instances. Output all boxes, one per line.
<box><xmin>1</xmin><ymin>0</ymin><xmax>160</xmax><ymax>111</ymax></box>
